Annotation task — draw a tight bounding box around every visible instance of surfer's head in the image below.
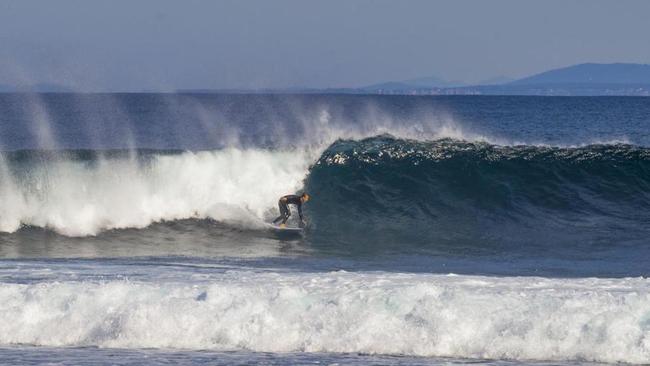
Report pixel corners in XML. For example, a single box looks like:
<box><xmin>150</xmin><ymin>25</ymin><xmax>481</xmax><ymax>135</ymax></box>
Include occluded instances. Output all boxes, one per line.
<box><xmin>301</xmin><ymin>193</ymin><xmax>310</xmax><ymax>203</ymax></box>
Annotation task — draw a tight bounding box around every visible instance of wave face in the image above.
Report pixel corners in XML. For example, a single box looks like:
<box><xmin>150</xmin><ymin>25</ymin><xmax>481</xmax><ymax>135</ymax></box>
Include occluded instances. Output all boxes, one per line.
<box><xmin>305</xmin><ymin>137</ymin><xmax>650</xmax><ymax>255</ymax></box>
<box><xmin>1</xmin><ymin>271</ymin><xmax>649</xmax><ymax>363</ymax></box>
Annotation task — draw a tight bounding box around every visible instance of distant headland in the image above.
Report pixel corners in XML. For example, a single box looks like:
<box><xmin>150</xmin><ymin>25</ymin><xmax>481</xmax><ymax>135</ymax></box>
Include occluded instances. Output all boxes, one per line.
<box><xmin>177</xmin><ymin>63</ymin><xmax>650</xmax><ymax>96</ymax></box>
<box><xmin>3</xmin><ymin>63</ymin><xmax>650</xmax><ymax>96</ymax></box>
<box><xmin>351</xmin><ymin>63</ymin><xmax>650</xmax><ymax>96</ymax></box>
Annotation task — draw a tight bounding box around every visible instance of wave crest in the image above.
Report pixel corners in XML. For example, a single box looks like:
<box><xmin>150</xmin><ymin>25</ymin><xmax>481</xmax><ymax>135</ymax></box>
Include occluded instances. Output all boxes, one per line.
<box><xmin>304</xmin><ymin>137</ymin><xmax>650</xmax><ymax>250</ymax></box>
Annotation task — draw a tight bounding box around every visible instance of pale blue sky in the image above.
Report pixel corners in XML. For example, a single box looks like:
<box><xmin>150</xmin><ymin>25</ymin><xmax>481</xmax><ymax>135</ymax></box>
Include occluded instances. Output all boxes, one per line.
<box><xmin>0</xmin><ymin>0</ymin><xmax>648</xmax><ymax>91</ymax></box>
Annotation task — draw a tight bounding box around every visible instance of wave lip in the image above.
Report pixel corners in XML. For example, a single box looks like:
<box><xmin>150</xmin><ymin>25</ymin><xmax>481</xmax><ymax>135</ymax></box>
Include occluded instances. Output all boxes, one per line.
<box><xmin>1</xmin><ymin>272</ymin><xmax>649</xmax><ymax>363</ymax></box>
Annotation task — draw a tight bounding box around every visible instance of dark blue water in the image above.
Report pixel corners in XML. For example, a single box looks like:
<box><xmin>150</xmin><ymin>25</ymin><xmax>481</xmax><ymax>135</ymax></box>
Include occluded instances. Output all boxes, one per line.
<box><xmin>1</xmin><ymin>94</ymin><xmax>649</xmax><ymax>150</ymax></box>
<box><xmin>1</xmin><ymin>94</ymin><xmax>649</xmax><ymax>364</ymax></box>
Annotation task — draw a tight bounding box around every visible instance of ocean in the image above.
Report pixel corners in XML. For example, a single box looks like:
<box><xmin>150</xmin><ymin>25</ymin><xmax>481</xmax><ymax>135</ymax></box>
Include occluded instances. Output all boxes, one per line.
<box><xmin>1</xmin><ymin>94</ymin><xmax>649</xmax><ymax>365</ymax></box>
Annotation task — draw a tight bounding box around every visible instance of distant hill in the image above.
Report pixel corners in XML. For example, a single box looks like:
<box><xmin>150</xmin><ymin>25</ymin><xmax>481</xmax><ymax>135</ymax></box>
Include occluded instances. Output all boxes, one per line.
<box><xmin>355</xmin><ymin>63</ymin><xmax>650</xmax><ymax>96</ymax></box>
<box><xmin>510</xmin><ymin>63</ymin><xmax>650</xmax><ymax>85</ymax></box>
<box><xmin>361</xmin><ymin>81</ymin><xmax>421</xmax><ymax>91</ymax></box>
<box><xmin>401</xmin><ymin>76</ymin><xmax>464</xmax><ymax>88</ymax></box>
<box><xmin>477</xmin><ymin>76</ymin><xmax>514</xmax><ymax>85</ymax></box>
<box><xmin>361</xmin><ymin>74</ymin><xmax>463</xmax><ymax>92</ymax></box>
<box><xmin>3</xmin><ymin>63</ymin><xmax>650</xmax><ymax>95</ymax></box>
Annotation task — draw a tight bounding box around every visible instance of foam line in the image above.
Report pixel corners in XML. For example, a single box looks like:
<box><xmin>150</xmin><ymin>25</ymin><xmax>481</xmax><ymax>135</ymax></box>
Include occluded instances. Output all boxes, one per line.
<box><xmin>0</xmin><ymin>272</ymin><xmax>649</xmax><ymax>363</ymax></box>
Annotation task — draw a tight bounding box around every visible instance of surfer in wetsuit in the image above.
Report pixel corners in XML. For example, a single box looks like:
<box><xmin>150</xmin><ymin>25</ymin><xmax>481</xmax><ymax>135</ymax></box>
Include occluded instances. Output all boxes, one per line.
<box><xmin>273</xmin><ymin>193</ymin><xmax>310</xmax><ymax>228</ymax></box>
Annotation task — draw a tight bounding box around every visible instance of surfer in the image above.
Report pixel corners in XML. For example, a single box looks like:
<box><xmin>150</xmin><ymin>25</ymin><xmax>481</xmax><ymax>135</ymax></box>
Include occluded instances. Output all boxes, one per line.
<box><xmin>272</xmin><ymin>193</ymin><xmax>310</xmax><ymax>228</ymax></box>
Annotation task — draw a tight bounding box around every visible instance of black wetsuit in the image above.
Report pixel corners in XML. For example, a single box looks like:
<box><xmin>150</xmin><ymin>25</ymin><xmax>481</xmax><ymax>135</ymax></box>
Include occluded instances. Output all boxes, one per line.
<box><xmin>273</xmin><ymin>195</ymin><xmax>304</xmax><ymax>225</ymax></box>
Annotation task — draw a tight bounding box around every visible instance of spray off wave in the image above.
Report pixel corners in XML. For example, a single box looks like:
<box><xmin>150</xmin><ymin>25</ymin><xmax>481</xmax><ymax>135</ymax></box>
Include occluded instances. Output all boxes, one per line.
<box><xmin>0</xmin><ymin>108</ymin><xmax>499</xmax><ymax>236</ymax></box>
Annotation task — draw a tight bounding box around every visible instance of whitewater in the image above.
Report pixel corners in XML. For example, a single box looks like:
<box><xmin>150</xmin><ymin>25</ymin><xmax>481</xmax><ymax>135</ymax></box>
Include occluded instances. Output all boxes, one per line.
<box><xmin>2</xmin><ymin>263</ymin><xmax>650</xmax><ymax>363</ymax></box>
<box><xmin>1</xmin><ymin>94</ymin><xmax>650</xmax><ymax>365</ymax></box>
<box><xmin>0</xmin><ymin>149</ymin><xmax>313</xmax><ymax>235</ymax></box>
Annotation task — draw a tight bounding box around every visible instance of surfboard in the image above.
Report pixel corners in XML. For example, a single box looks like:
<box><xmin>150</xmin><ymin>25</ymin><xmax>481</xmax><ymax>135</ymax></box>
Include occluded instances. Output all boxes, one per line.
<box><xmin>265</xmin><ymin>223</ymin><xmax>303</xmax><ymax>232</ymax></box>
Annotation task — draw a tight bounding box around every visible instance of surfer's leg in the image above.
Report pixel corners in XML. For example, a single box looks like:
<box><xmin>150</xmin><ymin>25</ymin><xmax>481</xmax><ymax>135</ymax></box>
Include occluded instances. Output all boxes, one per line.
<box><xmin>280</xmin><ymin>205</ymin><xmax>291</xmax><ymax>224</ymax></box>
<box><xmin>273</xmin><ymin>201</ymin><xmax>286</xmax><ymax>223</ymax></box>
<box><xmin>274</xmin><ymin>201</ymin><xmax>289</xmax><ymax>224</ymax></box>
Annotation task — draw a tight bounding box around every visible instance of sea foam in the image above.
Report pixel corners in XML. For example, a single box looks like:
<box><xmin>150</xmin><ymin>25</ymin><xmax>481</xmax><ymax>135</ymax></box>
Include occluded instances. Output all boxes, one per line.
<box><xmin>1</xmin><ymin>271</ymin><xmax>649</xmax><ymax>363</ymax></box>
<box><xmin>0</xmin><ymin>149</ymin><xmax>312</xmax><ymax>235</ymax></box>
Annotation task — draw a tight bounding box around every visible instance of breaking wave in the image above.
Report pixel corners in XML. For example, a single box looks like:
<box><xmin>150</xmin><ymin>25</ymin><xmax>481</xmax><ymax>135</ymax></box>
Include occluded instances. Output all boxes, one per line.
<box><xmin>1</xmin><ymin>271</ymin><xmax>649</xmax><ymax>363</ymax></box>
<box><xmin>0</xmin><ymin>149</ymin><xmax>312</xmax><ymax>236</ymax></box>
<box><xmin>1</xmin><ymin>136</ymin><xmax>650</xmax><ymax>252</ymax></box>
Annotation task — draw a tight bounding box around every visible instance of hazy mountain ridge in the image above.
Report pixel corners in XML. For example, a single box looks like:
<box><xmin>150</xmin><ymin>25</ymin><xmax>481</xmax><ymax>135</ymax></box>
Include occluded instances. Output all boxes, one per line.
<box><xmin>3</xmin><ymin>63</ymin><xmax>650</xmax><ymax>95</ymax></box>
<box><xmin>359</xmin><ymin>63</ymin><xmax>650</xmax><ymax>96</ymax></box>
<box><xmin>511</xmin><ymin>63</ymin><xmax>650</xmax><ymax>85</ymax></box>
